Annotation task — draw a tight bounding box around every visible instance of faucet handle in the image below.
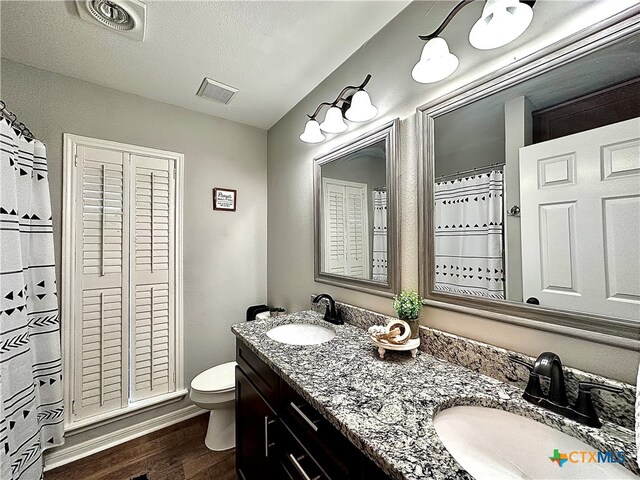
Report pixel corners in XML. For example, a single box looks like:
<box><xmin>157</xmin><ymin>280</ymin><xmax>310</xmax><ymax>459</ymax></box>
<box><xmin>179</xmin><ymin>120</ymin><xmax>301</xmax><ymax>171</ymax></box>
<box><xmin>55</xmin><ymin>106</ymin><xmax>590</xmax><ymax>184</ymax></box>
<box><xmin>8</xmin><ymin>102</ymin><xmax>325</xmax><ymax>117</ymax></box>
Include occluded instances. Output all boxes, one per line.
<box><xmin>508</xmin><ymin>355</ymin><xmax>534</xmax><ymax>371</ymax></box>
<box><xmin>509</xmin><ymin>355</ymin><xmax>544</xmax><ymax>399</ymax></box>
<box><xmin>577</xmin><ymin>382</ymin><xmax>624</xmax><ymax>395</ymax></box>
<box><xmin>572</xmin><ymin>382</ymin><xmax>624</xmax><ymax>428</ymax></box>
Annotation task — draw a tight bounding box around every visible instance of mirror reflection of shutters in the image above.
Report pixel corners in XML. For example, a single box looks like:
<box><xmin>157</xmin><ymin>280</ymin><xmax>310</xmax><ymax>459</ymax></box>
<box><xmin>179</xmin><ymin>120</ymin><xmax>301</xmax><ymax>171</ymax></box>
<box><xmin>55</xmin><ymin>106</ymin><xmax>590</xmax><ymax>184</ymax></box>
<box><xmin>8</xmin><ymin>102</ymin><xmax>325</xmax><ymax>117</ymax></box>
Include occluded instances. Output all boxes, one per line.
<box><xmin>346</xmin><ymin>186</ymin><xmax>365</xmax><ymax>278</ymax></box>
<box><xmin>130</xmin><ymin>155</ymin><xmax>175</xmax><ymax>401</ymax></box>
<box><xmin>74</xmin><ymin>146</ymin><xmax>129</xmax><ymax>420</ymax></box>
<box><xmin>322</xmin><ymin>178</ymin><xmax>369</xmax><ymax>278</ymax></box>
<box><xmin>326</xmin><ymin>182</ymin><xmax>346</xmax><ymax>275</ymax></box>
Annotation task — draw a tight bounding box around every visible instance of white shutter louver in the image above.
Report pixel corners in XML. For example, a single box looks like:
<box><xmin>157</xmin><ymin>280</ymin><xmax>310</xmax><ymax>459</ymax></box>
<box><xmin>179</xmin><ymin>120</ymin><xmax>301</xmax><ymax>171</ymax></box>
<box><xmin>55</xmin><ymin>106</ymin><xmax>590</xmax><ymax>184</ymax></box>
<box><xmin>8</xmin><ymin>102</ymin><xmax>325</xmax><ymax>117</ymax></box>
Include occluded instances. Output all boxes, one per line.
<box><xmin>130</xmin><ymin>155</ymin><xmax>175</xmax><ymax>401</ymax></box>
<box><xmin>74</xmin><ymin>146</ymin><xmax>129</xmax><ymax>420</ymax></box>
<box><xmin>79</xmin><ymin>288</ymin><xmax>124</xmax><ymax>412</ymax></box>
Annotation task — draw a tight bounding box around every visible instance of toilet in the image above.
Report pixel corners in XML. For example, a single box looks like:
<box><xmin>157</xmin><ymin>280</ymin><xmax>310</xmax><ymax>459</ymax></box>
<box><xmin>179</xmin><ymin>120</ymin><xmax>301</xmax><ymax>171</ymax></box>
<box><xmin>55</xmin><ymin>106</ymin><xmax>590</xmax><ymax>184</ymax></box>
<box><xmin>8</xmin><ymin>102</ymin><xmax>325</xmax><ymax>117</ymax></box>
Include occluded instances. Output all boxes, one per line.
<box><xmin>190</xmin><ymin>361</ymin><xmax>237</xmax><ymax>451</ymax></box>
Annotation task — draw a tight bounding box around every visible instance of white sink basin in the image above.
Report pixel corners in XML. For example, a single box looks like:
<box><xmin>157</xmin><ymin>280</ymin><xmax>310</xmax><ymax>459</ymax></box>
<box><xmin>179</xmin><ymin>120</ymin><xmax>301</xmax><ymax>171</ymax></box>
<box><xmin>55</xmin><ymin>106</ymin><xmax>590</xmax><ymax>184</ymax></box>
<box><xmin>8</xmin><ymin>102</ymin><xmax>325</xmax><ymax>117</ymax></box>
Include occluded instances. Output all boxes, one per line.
<box><xmin>434</xmin><ymin>406</ymin><xmax>635</xmax><ymax>479</ymax></box>
<box><xmin>266</xmin><ymin>323</ymin><xmax>335</xmax><ymax>346</ymax></box>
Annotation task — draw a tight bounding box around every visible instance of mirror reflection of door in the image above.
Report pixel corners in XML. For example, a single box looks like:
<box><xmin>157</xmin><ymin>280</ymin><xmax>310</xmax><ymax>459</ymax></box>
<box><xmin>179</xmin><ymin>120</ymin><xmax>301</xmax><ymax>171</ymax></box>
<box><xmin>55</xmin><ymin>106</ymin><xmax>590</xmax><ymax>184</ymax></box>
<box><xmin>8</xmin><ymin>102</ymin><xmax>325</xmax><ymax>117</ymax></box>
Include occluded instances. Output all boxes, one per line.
<box><xmin>519</xmin><ymin>117</ymin><xmax>640</xmax><ymax>319</ymax></box>
<box><xmin>428</xmin><ymin>29</ymin><xmax>640</xmax><ymax>323</ymax></box>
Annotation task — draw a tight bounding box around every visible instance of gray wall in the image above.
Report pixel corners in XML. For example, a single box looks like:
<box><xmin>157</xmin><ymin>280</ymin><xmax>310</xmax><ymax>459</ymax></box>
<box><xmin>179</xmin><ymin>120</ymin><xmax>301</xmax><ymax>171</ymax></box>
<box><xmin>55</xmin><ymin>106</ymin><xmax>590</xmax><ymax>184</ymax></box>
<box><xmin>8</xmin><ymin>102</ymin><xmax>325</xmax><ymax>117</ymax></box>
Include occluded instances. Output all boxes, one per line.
<box><xmin>434</xmin><ymin>101</ymin><xmax>505</xmax><ymax>178</ymax></box>
<box><xmin>0</xmin><ymin>59</ymin><xmax>267</xmax><ymax>448</ymax></box>
<box><xmin>266</xmin><ymin>2</ymin><xmax>639</xmax><ymax>384</ymax></box>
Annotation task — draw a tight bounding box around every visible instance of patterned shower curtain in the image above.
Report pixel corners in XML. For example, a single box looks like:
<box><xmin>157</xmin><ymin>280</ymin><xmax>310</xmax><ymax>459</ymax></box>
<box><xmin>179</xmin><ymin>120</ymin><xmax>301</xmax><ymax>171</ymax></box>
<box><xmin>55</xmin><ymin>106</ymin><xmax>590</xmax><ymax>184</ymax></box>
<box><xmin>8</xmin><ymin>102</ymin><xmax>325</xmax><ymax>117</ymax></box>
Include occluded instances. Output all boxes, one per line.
<box><xmin>372</xmin><ymin>189</ymin><xmax>387</xmax><ymax>283</ymax></box>
<box><xmin>0</xmin><ymin>118</ymin><xmax>64</xmax><ymax>480</ymax></box>
<box><xmin>434</xmin><ymin>170</ymin><xmax>504</xmax><ymax>299</ymax></box>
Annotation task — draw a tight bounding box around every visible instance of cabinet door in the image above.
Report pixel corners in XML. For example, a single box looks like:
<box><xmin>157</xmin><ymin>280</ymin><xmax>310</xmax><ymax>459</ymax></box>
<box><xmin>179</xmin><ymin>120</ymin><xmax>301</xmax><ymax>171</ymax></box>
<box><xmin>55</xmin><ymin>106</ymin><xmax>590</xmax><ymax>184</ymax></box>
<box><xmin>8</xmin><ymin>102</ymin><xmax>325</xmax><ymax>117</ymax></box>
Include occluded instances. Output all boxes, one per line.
<box><xmin>235</xmin><ymin>367</ymin><xmax>277</xmax><ymax>480</ymax></box>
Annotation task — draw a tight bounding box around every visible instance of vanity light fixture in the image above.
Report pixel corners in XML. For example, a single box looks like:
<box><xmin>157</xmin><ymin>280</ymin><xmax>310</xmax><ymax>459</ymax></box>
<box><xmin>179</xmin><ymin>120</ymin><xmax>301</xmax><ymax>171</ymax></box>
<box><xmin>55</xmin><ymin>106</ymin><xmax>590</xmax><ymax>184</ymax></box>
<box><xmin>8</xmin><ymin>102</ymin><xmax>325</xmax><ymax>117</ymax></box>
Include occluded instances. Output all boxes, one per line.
<box><xmin>299</xmin><ymin>74</ymin><xmax>377</xmax><ymax>144</ymax></box>
<box><xmin>412</xmin><ymin>0</ymin><xmax>535</xmax><ymax>84</ymax></box>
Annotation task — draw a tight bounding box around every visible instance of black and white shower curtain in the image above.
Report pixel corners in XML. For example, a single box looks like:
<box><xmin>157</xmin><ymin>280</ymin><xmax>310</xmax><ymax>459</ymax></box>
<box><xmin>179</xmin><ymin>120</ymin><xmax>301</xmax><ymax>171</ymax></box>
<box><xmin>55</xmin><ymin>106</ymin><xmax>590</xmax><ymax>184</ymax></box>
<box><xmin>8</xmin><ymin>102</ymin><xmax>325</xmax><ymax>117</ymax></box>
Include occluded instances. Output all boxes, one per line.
<box><xmin>0</xmin><ymin>118</ymin><xmax>64</xmax><ymax>480</ymax></box>
<box><xmin>372</xmin><ymin>189</ymin><xmax>387</xmax><ymax>283</ymax></box>
<box><xmin>434</xmin><ymin>170</ymin><xmax>505</xmax><ymax>299</ymax></box>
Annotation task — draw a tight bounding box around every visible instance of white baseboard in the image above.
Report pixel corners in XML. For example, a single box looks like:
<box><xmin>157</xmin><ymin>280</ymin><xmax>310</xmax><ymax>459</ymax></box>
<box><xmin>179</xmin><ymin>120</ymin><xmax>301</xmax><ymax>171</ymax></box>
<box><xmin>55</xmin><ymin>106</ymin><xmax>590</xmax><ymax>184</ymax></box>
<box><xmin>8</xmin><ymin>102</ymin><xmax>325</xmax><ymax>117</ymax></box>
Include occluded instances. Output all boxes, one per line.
<box><xmin>44</xmin><ymin>405</ymin><xmax>207</xmax><ymax>471</ymax></box>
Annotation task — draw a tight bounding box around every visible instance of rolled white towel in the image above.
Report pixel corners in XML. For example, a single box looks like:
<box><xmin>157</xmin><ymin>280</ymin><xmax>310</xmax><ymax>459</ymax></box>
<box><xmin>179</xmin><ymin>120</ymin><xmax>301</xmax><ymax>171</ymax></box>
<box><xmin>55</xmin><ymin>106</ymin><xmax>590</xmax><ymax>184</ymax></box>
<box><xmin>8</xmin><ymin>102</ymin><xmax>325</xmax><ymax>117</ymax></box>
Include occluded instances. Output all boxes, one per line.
<box><xmin>368</xmin><ymin>325</ymin><xmax>388</xmax><ymax>336</ymax></box>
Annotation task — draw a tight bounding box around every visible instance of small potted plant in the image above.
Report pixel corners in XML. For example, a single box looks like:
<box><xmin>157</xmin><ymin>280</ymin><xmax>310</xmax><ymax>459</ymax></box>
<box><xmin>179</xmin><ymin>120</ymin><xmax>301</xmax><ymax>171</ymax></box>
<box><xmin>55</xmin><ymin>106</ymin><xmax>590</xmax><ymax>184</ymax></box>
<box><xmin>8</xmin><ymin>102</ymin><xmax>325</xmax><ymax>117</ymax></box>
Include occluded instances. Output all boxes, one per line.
<box><xmin>393</xmin><ymin>289</ymin><xmax>423</xmax><ymax>339</ymax></box>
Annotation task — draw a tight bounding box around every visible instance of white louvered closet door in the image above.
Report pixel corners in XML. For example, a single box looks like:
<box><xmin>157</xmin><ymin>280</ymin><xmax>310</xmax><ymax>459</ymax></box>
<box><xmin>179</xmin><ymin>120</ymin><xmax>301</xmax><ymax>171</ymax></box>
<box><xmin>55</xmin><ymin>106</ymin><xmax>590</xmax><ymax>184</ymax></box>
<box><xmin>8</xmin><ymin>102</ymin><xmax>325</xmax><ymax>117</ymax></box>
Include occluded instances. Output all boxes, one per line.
<box><xmin>129</xmin><ymin>155</ymin><xmax>176</xmax><ymax>401</ymax></box>
<box><xmin>73</xmin><ymin>146</ymin><xmax>129</xmax><ymax>421</ymax></box>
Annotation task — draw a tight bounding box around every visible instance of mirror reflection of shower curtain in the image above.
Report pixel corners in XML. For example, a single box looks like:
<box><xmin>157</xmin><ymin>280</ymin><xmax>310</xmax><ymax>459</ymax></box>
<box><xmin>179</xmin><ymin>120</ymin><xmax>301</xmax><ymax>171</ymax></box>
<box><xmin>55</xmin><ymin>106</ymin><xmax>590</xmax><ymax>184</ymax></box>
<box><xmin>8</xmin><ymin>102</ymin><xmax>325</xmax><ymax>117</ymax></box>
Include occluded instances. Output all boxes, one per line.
<box><xmin>372</xmin><ymin>189</ymin><xmax>387</xmax><ymax>282</ymax></box>
<box><xmin>0</xmin><ymin>119</ymin><xmax>64</xmax><ymax>480</ymax></box>
<box><xmin>434</xmin><ymin>170</ymin><xmax>504</xmax><ymax>299</ymax></box>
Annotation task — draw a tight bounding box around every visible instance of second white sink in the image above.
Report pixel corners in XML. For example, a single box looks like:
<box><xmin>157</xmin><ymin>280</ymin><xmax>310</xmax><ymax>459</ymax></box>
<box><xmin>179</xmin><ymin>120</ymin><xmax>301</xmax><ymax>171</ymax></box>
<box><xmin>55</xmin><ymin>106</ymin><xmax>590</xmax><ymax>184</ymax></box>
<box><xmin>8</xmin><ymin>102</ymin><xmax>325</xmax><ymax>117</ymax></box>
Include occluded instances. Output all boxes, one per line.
<box><xmin>434</xmin><ymin>406</ymin><xmax>635</xmax><ymax>479</ymax></box>
<box><xmin>266</xmin><ymin>323</ymin><xmax>335</xmax><ymax>345</ymax></box>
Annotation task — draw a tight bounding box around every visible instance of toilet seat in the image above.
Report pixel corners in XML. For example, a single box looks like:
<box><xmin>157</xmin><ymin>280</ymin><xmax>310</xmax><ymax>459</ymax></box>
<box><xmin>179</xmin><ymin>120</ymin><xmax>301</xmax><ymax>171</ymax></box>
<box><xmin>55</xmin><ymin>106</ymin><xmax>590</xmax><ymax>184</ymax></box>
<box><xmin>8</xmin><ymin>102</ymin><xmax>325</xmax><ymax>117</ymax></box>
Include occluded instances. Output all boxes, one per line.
<box><xmin>191</xmin><ymin>361</ymin><xmax>236</xmax><ymax>393</ymax></box>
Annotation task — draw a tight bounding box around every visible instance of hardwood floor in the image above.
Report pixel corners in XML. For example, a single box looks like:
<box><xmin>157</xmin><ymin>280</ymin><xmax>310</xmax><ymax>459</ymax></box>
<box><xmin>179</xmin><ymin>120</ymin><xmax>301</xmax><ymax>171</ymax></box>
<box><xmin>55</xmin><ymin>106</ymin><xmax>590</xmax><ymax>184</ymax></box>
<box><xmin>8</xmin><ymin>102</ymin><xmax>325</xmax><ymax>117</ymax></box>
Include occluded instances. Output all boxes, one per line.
<box><xmin>45</xmin><ymin>414</ymin><xmax>236</xmax><ymax>480</ymax></box>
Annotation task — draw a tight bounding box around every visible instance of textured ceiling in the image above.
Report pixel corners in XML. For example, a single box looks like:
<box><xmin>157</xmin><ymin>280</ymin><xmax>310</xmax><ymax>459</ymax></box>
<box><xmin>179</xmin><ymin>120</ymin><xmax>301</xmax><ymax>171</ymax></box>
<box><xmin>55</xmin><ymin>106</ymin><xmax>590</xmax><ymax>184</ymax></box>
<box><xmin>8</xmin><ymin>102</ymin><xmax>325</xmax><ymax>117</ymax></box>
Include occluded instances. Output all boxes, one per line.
<box><xmin>0</xmin><ymin>1</ymin><xmax>409</xmax><ymax>129</ymax></box>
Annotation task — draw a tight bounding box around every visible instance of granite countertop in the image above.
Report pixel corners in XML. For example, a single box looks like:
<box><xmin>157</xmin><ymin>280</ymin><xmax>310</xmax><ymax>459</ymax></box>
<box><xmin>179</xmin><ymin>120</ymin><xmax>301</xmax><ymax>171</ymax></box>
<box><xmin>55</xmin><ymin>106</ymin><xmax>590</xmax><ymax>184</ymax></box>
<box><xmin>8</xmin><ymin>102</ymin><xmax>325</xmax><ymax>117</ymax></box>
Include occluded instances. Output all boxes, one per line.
<box><xmin>231</xmin><ymin>311</ymin><xmax>638</xmax><ymax>479</ymax></box>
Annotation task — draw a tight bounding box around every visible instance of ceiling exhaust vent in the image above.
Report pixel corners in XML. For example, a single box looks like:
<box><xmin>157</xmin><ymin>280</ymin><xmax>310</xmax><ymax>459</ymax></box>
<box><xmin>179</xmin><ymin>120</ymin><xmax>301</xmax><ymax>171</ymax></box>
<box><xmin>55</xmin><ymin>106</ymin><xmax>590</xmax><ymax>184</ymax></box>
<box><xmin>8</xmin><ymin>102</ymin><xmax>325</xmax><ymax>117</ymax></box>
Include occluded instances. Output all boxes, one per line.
<box><xmin>196</xmin><ymin>78</ymin><xmax>238</xmax><ymax>105</ymax></box>
<box><xmin>75</xmin><ymin>0</ymin><xmax>146</xmax><ymax>41</ymax></box>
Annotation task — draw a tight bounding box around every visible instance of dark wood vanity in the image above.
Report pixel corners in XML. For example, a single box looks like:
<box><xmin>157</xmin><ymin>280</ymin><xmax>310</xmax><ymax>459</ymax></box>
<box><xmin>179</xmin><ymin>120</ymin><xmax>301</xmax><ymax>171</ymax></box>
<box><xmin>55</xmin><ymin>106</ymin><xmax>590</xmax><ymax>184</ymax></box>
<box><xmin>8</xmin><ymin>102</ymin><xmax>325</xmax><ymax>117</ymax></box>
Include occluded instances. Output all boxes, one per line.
<box><xmin>235</xmin><ymin>339</ymin><xmax>389</xmax><ymax>480</ymax></box>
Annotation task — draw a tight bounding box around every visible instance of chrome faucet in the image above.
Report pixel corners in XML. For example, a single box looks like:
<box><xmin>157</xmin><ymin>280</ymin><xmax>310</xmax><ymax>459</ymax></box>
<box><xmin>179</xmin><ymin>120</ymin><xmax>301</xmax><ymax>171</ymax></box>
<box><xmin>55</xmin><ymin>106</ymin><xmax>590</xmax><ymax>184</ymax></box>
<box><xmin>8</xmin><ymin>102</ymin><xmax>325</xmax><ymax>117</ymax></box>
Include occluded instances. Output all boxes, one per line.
<box><xmin>312</xmin><ymin>294</ymin><xmax>343</xmax><ymax>325</ymax></box>
<box><xmin>510</xmin><ymin>352</ymin><xmax>623</xmax><ymax>428</ymax></box>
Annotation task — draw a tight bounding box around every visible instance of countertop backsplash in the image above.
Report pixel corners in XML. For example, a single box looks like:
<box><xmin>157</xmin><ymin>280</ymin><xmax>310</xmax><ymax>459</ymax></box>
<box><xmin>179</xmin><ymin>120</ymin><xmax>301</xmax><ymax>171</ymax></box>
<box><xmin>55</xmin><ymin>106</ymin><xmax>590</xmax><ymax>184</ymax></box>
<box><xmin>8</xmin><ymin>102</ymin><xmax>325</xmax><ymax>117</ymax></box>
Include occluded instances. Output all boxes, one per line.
<box><xmin>311</xmin><ymin>297</ymin><xmax>636</xmax><ymax>430</ymax></box>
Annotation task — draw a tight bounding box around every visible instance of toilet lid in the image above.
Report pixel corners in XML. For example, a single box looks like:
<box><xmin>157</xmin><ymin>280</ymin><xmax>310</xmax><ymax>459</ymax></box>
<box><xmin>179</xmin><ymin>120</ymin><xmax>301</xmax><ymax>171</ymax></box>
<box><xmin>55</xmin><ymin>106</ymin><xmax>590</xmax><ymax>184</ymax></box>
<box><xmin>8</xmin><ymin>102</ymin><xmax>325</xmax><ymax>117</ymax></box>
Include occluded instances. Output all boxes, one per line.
<box><xmin>191</xmin><ymin>361</ymin><xmax>237</xmax><ymax>393</ymax></box>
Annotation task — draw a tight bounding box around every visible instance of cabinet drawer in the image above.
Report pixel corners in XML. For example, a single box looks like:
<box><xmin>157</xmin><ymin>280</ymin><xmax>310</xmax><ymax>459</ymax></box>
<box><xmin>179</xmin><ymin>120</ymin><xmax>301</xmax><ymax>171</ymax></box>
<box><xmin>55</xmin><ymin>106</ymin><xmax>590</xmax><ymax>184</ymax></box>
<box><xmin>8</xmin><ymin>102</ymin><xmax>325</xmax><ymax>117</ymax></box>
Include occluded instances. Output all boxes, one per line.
<box><xmin>280</xmin><ymin>380</ymin><xmax>362</xmax><ymax>480</ymax></box>
<box><xmin>236</xmin><ymin>339</ymin><xmax>280</xmax><ymax>406</ymax></box>
<box><xmin>278</xmin><ymin>420</ymin><xmax>330</xmax><ymax>480</ymax></box>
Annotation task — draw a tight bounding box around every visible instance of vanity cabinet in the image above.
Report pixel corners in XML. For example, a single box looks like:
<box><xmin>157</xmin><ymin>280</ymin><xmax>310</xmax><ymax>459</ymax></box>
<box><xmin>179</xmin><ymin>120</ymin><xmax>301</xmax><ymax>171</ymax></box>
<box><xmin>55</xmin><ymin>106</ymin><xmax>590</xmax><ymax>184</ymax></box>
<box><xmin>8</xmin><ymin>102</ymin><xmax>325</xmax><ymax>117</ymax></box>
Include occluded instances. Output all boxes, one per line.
<box><xmin>235</xmin><ymin>368</ymin><xmax>277</xmax><ymax>480</ymax></box>
<box><xmin>235</xmin><ymin>339</ymin><xmax>390</xmax><ymax>480</ymax></box>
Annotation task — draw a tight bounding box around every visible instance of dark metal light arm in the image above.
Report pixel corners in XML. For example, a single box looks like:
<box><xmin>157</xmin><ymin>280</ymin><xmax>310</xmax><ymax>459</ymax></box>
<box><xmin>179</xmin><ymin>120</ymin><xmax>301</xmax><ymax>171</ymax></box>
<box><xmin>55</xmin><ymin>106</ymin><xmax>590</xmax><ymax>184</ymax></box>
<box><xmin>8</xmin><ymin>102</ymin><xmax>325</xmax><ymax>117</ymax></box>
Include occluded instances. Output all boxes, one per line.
<box><xmin>418</xmin><ymin>0</ymin><xmax>476</xmax><ymax>41</ymax></box>
<box><xmin>417</xmin><ymin>0</ymin><xmax>536</xmax><ymax>42</ymax></box>
<box><xmin>307</xmin><ymin>74</ymin><xmax>372</xmax><ymax>119</ymax></box>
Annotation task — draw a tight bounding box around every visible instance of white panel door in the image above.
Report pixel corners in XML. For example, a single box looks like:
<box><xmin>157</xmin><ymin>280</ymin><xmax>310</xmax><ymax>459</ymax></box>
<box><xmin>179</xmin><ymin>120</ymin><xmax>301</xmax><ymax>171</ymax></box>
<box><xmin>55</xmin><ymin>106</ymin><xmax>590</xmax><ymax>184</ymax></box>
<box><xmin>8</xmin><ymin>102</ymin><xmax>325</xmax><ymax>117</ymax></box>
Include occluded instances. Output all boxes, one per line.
<box><xmin>73</xmin><ymin>145</ymin><xmax>129</xmax><ymax>420</ymax></box>
<box><xmin>129</xmin><ymin>155</ymin><xmax>176</xmax><ymax>401</ymax></box>
<box><xmin>322</xmin><ymin>178</ymin><xmax>369</xmax><ymax>278</ymax></box>
<box><xmin>519</xmin><ymin>117</ymin><xmax>640</xmax><ymax>320</ymax></box>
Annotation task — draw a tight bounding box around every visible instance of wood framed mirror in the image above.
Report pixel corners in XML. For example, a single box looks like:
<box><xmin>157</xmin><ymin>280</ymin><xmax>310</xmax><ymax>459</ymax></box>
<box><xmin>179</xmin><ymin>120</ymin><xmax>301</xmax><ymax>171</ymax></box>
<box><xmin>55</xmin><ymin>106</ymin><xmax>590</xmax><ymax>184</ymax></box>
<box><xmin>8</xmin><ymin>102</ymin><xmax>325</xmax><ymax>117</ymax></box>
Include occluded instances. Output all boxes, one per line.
<box><xmin>418</xmin><ymin>8</ymin><xmax>640</xmax><ymax>347</ymax></box>
<box><xmin>314</xmin><ymin>119</ymin><xmax>400</xmax><ymax>297</ymax></box>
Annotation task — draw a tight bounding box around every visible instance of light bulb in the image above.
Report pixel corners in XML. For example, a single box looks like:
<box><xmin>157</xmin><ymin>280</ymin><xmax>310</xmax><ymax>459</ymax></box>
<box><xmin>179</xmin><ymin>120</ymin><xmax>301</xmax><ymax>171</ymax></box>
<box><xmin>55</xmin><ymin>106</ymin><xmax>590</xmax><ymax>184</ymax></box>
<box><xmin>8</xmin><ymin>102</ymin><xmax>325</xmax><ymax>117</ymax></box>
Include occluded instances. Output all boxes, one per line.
<box><xmin>469</xmin><ymin>0</ymin><xmax>533</xmax><ymax>50</ymax></box>
<box><xmin>320</xmin><ymin>106</ymin><xmax>348</xmax><ymax>134</ymax></box>
<box><xmin>345</xmin><ymin>90</ymin><xmax>378</xmax><ymax>122</ymax></box>
<box><xmin>411</xmin><ymin>37</ymin><xmax>459</xmax><ymax>84</ymax></box>
<box><xmin>299</xmin><ymin>119</ymin><xmax>325</xmax><ymax>143</ymax></box>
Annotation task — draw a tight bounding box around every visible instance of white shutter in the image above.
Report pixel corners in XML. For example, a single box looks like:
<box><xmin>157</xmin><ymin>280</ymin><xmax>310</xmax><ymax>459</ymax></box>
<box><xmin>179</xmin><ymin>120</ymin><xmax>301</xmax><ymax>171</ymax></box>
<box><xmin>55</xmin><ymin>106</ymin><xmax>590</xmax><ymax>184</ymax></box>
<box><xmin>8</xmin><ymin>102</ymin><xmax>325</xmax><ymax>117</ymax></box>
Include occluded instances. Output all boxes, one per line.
<box><xmin>345</xmin><ymin>186</ymin><xmax>368</xmax><ymax>278</ymax></box>
<box><xmin>130</xmin><ymin>155</ymin><xmax>175</xmax><ymax>401</ymax></box>
<box><xmin>323</xmin><ymin>181</ymin><xmax>347</xmax><ymax>275</ymax></box>
<box><xmin>322</xmin><ymin>178</ymin><xmax>369</xmax><ymax>278</ymax></box>
<box><xmin>73</xmin><ymin>145</ymin><xmax>129</xmax><ymax>420</ymax></box>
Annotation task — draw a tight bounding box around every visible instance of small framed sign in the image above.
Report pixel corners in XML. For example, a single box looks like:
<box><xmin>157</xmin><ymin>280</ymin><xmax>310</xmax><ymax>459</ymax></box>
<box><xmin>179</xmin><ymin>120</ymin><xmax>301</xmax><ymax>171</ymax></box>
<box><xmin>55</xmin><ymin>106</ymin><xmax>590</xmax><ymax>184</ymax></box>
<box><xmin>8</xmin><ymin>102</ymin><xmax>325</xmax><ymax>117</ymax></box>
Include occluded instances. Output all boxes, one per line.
<box><xmin>213</xmin><ymin>188</ymin><xmax>237</xmax><ymax>211</ymax></box>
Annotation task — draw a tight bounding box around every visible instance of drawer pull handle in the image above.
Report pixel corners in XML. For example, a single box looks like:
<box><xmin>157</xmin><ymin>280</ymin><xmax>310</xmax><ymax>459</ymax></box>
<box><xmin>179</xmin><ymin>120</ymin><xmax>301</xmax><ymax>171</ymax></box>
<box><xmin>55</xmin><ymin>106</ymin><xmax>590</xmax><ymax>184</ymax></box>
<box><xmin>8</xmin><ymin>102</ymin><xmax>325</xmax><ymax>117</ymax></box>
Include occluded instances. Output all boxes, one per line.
<box><xmin>290</xmin><ymin>402</ymin><xmax>319</xmax><ymax>432</ymax></box>
<box><xmin>264</xmin><ymin>416</ymin><xmax>270</xmax><ymax>458</ymax></box>
<box><xmin>288</xmin><ymin>453</ymin><xmax>312</xmax><ymax>480</ymax></box>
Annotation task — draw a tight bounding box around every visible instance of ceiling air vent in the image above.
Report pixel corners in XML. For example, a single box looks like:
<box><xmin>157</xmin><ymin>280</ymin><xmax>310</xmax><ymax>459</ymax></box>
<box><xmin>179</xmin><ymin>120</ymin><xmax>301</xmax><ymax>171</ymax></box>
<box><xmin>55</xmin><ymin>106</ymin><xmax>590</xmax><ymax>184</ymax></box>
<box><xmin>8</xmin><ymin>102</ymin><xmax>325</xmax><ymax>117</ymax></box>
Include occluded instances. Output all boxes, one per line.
<box><xmin>75</xmin><ymin>0</ymin><xmax>146</xmax><ymax>41</ymax></box>
<box><xmin>196</xmin><ymin>77</ymin><xmax>238</xmax><ymax>105</ymax></box>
